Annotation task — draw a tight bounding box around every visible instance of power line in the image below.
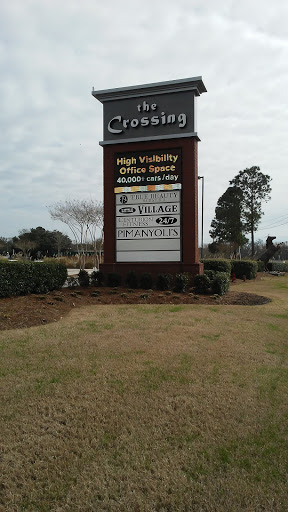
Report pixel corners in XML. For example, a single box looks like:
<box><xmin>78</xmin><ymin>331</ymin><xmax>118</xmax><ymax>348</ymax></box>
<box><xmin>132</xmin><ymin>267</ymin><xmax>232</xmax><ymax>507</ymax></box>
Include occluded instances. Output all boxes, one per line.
<box><xmin>265</xmin><ymin>210</ymin><xmax>288</xmax><ymax>219</ymax></box>
<box><xmin>257</xmin><ymin>219</ymin><xmax>288</xmax><ymax>231</ymax></box>
<box><xmin>260</xmin><ymin>213</ymin><xmax>288</xmax><ymax>225</ymax></box>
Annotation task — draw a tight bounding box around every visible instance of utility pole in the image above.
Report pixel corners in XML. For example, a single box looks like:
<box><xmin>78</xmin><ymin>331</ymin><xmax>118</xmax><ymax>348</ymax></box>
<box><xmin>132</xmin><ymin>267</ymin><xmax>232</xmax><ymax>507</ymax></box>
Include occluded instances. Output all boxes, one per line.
<box><xmin>198</xmin><ymin>176</ymin><xmax>204</xmax><ymax>259</ymax></box>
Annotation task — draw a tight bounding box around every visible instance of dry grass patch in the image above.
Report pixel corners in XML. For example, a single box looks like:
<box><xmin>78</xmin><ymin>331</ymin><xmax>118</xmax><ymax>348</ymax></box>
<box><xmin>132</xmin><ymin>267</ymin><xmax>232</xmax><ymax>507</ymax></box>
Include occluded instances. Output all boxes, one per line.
<box><xmin>0</xmin><ymin>275</ymin><xmax>288</xmax><ymax>511</ymax></box>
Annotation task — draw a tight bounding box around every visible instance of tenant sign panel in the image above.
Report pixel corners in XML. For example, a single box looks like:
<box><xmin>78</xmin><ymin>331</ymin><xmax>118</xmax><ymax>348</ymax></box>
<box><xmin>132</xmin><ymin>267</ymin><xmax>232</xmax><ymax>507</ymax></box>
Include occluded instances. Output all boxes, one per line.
<box><xmin>115</xmin><ymin>190</ymin><xmax>181</xmax><ymax>262</ymax></box>
<box><xmin>114</xmin><ymin>148</ymin><xmax>181</xmax><ymax>192</ymax></box>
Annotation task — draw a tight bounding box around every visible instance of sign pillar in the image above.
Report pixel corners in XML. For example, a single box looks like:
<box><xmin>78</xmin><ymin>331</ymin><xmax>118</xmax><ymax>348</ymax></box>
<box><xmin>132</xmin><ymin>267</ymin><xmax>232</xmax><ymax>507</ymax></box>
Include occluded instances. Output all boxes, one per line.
<box><xmin>92</xmin><ymin>77</ymin><xmax>207</xmax><ymax>277</ymax></box>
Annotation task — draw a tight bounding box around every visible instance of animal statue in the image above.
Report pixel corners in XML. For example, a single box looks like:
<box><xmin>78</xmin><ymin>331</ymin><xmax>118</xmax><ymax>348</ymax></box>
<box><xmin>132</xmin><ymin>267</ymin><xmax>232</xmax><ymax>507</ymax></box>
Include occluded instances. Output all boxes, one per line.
<box><xmin>258</xmin><ymin>236</ymin><xmax>282</xmax><ymax>270</ymax></box>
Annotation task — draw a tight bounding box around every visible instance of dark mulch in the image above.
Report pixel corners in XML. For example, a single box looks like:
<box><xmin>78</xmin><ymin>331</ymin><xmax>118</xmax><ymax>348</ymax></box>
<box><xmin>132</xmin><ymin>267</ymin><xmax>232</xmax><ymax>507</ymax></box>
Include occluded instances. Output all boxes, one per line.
<box><xmin>0</xmin><ymin>284</ymin><xmax>271</xmax><ymax>331</ymax></box>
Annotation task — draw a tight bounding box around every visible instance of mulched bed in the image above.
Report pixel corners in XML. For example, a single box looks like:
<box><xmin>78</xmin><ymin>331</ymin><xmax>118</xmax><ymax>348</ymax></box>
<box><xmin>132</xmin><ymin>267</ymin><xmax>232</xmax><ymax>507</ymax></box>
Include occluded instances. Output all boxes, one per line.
<box><xmin>0</xmin><ymin>284</ymin><xmax>271</xmax><ymax>331</ymax></box>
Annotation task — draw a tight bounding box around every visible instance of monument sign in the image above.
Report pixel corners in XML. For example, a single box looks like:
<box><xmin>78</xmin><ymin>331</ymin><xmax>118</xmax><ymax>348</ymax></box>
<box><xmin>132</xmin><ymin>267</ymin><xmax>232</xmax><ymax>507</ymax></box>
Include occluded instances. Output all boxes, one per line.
<box><xmin>92</xmin><ymin>77</ymin><xmax>206</xmax><ymax>277</ymax></box>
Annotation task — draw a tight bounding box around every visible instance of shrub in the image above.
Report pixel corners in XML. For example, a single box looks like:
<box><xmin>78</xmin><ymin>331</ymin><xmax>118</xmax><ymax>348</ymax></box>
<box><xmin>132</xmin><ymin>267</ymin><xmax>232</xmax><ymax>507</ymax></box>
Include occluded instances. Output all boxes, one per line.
<box><xmin>257</xmin><ymin>260</ymin><xmax>265</xmax><ymax>272</ymax></box>
<box><xmin>125</xmin><ymin>270</ymin><xmax>138</xmax><ymax>289</ymax></box>
<box><xmin>266</xmin><ymin>261</ymin><xmax>287</xmax><ymax>272</ymax></box>
<box><xmin>231</xmin><ymin>260</ymin><xmax>258</xmax><ymax>280</ymax></box>
<box><xmin>90</xmin><ymin>270</ymin><xmax>97</xmax><ymax>286</ymax></box>
<box><xmin>107</xmin><ymin>272</ymin><xmax>122</xmax><ymax>287</ymax></box>
<box><xmin>193</xmin><ymin>274</ymin><xmax>211</xmax><ymax>294</ymax></box>
<box><xmin>204</xmin><ymin>269</ymin><xmax>216</xmax><ymax>282</ymax></box>
<box><xmin>139</xmin><ymin>273</ymin><xmax>153</xmax><ymax>290</ymax></box>
<box><xmin>174</xmin><ymin>273</ymin><xmax>190</xmax><ymax>293</ymax></box>
<box><xmin>66</xmin><ymin>276</ymin><xmax>79</xmax><ymax>288</ymax></box>
<box><xmin>211</xmin><ymin>272</ymin><xmax>230</xmax><ymax>296</ymax></box>
<box><xmin>202</xmin><ymin>259</ymin><xmax>232</xmax><ymax>274</ymax></box>
<box><xmin>0</xmin><ymin>260</ymin><xmax>67</xmax><ymax>297</ymax></box>
<box><xmin>78</xmin><ymin>269</ymin><xmax>90</xmax><ymax>287</ymax></box>
<box><xmin>34</xmin><ymin>261</ymin><xmax>67</xmax><ymax>294</ymax></box>
<box><xmin>90</xmin><ymin>270</ymin><xmax>105</xmax><ymax>286</ymax></box>
<box><xmin>156</xmin><ymin>273</ymin><xmax>172</xmax><ymax>291</ymax></box>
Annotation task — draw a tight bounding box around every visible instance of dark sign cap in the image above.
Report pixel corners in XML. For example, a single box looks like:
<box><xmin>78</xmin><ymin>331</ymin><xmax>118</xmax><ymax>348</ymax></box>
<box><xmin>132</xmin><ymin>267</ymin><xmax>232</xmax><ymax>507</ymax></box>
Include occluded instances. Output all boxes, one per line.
<box><xmin>92</xmin><ymin>76</ymin><xmax>207</xmax><ymax>103</ymax></box>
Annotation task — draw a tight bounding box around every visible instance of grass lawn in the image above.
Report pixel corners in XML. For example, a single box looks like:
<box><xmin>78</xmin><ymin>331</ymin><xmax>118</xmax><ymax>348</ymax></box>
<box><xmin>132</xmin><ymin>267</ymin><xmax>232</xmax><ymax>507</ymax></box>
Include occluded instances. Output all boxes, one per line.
<box><xmin>1</xmin><ymin>274</ymin><xmax>288</xmax><ymax>511</ymax></box>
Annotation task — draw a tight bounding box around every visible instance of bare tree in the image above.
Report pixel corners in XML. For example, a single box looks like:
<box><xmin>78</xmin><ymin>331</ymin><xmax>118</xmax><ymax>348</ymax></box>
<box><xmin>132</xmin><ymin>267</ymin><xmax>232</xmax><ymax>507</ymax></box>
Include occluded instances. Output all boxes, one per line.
<box><xmin>85</xmin><ymin>205</ymin><xmax>104</xmax><ymax>269</ymax></box>
<box><xmin>52</xmin><ymin>230</ymin><xmax>72</xmax><ymax>257</ymax></box>
<box><xmin>48</xmin><ymin>199</ymin><xmax>103</xmax><ymax>269</ymax></box>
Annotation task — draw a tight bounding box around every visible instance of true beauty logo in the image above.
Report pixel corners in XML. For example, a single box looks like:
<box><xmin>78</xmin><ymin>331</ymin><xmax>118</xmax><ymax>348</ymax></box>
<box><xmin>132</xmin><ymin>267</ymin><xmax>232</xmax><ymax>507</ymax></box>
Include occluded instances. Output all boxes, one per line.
<box><xmin>108</xmin><ymin>100</ymin><xmax>187</xmax><ymax>134</ymax></box>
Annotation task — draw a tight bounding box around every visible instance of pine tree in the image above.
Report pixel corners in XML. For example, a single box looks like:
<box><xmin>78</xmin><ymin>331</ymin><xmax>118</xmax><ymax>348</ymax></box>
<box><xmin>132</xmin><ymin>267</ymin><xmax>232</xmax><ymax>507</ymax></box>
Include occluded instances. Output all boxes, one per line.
<box><xmin>209</xmin><ymin>186</ymin><xmax>247</xmax><ymax>256</ymax></box>
<box><xmin>230</xmin><ymin>166</ymin><xmax>272</xmax><ymax>256</ymax></box>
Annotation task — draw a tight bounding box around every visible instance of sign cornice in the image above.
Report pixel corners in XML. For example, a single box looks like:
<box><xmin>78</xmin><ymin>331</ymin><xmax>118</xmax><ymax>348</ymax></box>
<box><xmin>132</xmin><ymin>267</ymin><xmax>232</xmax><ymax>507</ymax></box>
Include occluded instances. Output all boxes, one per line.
<box><xmin>92</xmin><ymin>76</ymin><xmax>207</xmax><ymax>103</ymax></box>
<box><xmin>99</xmin><ymin>132</ymin><xmax>200</xmax><ymax>146</ymax></box>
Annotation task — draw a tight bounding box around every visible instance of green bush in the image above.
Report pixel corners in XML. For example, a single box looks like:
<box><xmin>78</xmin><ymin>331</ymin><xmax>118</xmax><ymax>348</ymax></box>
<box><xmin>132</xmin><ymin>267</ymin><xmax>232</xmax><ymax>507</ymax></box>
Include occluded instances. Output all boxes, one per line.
<box><xmin>202</xmin><ymin>259</ymin><xmax>232</xmax><ymax>274</ymax></box>
<box><xmin>267</xmin><ymin>261</ymin><xmax>287</xmax><ymax>272</ymax></box>
<box><xmin>78</xmin><ymin>269</ymin><xmax>90</xmax><ymax>287</ymax></box>
<box><xmin>90</xmin><ymin>270</ymin><xmax>105</xmax><ymax>286</ymax></box>
<box><xmin>0</xmin><ymin>260</ymin><xmax>67</xmax><ymax>297</ymax></box>
<box><xmin>204</xmin><ymin>269</ymin><xmax>216</xmax><ymax>282</ymax></box>
<box><xmin>174</xmin><ymin>273</ymin><xmax>190</xmax><ymax>293</ymax></box>
<box><xmin>139</xmin><ymin>273</ymin><xmax>153</xmax><ymax>290</ymax></box>
<box><xmin>257</xmin><ymin>260</ymin><xmax>265</xmax><ymax>272</ymax></box>
<box><xmin>193</xmin><ymin>274</ymin><xmax>211</xmax><ymax>294</ymax></box>
<box><xmin>231</xmin><ymin>260</ymin><xmax>258</xmax><ymax>280</ymax></box>
<box><xmin>211</xmin><ymin>272</ymin><xmax>230</xmax><ymax>296</ymax></box>
<box><xmin>125</xmin><ymin>270</ymin><xmax>138</xmax><ymax>289</ymax></box>
<box><xmin>107</xmin><ymin>272</ymin><xmax>122</xmax><ymax>287</ymax></box>
<box><xmin>156</xmin><ymin>273</ymin><xmax>172</xmax><ymax>291</ymax></box>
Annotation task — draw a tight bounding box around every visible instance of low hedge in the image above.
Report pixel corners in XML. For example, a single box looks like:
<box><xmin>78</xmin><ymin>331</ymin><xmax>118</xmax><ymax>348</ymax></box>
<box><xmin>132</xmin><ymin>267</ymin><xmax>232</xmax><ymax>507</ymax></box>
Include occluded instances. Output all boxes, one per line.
<box><xmin>107</xmin><ymin>272</ymin><xmax>122</xmax><ymax>287</ymax></box>
<box><xmin>194</xmin><ymin>271</ymin><xmax>230</xmax><ymax>296</ymax></box>
<box><xmin>201</xmin><ymin>259</ymin><xmax>232</xmax><ymax>274</ymax></box>
<box><xmin>257</xmin><ymin>260</ymin><xmax>265</xmax><ymax>272</ymax></box>
<box><xmin>231</xmin><ymin>260</ymin><xmax>258</xmax><ymax>280</ymax></box>
<box><xmin>78</xmin><ymin>269</ymin><xmax>90</xmax><ymax>287</ymax></box>
<box><xmin>204</xmin><ymin>269</ymin><xmax>216</xmax><ymax>281</ymax></box>
<box><xmin>139</xmin><ymin>273</ymin><xmax>153</xmax><ymax>290</ymax></box>
<box><xmin>0</xmin><ymin>260</ymin><xmax>67</xmax><ymax>297</ymax></box>
<box><xmin>125</xmin><ymin>270</ymin><xmax>138</xmax><ymax>289</ymax></box>
<box><xmin>156</xmin><ymin>273</ymin><xmax>172</xmax><ymax>291</ymax></box>
<box><xmin>211</xmin><ymin>272</ymin><xmax>230</xmax><ymax>296</ymax></box>
<box><xmin>266</xmin><ymin>261</ymin><xmax>287</xmax><ymax>272</ymax></box>
<box><xmin>193</xmin><ymin>274</ymin><xmax>211</xmax><ymax>294</ymax></box>
<box><xmin>90</xmin><ymin>270</ymin><xmax>105</xmax><ymax>286</ymax></box>
<box><xmin>174</xmin><ymin>273</ymin><xmax>190</xmax><ymax>293</ymax></box>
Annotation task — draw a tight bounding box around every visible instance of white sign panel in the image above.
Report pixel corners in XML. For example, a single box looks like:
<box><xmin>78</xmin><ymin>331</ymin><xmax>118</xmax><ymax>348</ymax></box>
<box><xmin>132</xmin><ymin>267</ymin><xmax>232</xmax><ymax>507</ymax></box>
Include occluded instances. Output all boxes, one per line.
<box><xmin>116</xmin><ymin>191</ymin><xmax>181</xmax><ymax>205</ymax></box>
<box><xmin>116</xmin><ymin>227</ymin><xmax>180</xmax><ymax>240</ymax></box>
<box><xmin>117</xmin><ymin>251</ymin><xmax>180</xmax><ymax>262</ymax></box>
<box><xmin>115</xmin><ymin>190</ymin><xmax>181</xmax><ymax>262</ymax></box>
<box><xmin>117</xmin><ymin>239</ymin><xmax>181</xmax><ymax>251</ymax></box>
<box><xmin>116</xmin><ymin>202</ymin><xmax>180</xmax><ymax>217</ymax></box>
<box><xmin>116</xmin><ymin>215</ymin><xmax>181</xmax><ymax>228</ymax></box>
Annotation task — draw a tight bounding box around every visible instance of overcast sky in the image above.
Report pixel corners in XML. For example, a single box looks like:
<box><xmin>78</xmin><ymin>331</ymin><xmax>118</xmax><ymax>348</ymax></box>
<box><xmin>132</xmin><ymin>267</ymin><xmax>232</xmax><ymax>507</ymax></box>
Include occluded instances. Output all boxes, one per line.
<box><xmin>1</xmin><ymin>0</ymin><xmax>288</xmax><ymax>245</ymax></box>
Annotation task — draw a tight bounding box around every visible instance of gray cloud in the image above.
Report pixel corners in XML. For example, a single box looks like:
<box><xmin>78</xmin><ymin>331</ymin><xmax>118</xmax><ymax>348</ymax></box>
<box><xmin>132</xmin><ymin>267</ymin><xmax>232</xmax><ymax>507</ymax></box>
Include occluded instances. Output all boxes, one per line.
<box><xmin>0</xmin><ymin>0</ymin><xmax>287</xmax><ymax>243</ymax></box>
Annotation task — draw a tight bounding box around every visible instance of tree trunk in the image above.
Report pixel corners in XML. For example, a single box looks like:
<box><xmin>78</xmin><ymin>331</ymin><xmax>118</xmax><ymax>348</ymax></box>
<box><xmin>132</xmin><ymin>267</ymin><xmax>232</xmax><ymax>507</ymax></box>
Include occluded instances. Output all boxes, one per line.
<box><xmin>251</xmin><ymin>216</ymin><xmax>255</xmax><ymax>256</ymax></box>
<box><xmin>251</xmin><ymin>199</ymin><xmax>255</xmax><ymax>257</ymax></box>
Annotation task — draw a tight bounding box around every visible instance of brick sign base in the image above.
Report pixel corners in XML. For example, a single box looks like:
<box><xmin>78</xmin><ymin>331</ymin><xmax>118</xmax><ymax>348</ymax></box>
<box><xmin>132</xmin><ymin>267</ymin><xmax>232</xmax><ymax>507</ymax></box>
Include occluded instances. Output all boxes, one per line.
<box><xmin>100</xmin><ymin>137</ymin><xmax>203</xmax><ymax>278</ymax></box>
